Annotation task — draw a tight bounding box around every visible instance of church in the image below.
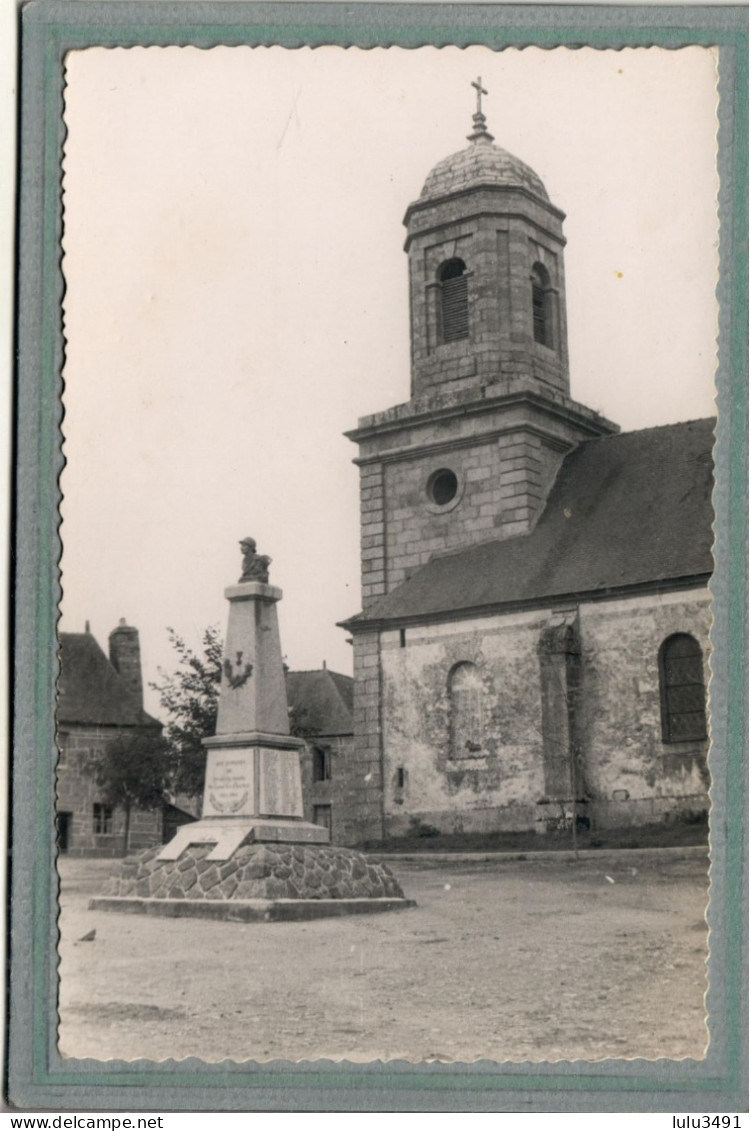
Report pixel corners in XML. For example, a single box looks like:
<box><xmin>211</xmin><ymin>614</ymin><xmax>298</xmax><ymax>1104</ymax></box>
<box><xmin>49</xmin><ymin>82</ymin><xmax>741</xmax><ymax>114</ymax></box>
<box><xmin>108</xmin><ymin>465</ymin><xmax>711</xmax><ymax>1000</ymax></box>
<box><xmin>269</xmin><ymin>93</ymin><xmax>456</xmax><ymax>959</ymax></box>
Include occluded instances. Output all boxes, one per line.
<box><xmin>338</xmin><ymin>85</ymin><xmax>714</xmax><ymax>846</ymax></box>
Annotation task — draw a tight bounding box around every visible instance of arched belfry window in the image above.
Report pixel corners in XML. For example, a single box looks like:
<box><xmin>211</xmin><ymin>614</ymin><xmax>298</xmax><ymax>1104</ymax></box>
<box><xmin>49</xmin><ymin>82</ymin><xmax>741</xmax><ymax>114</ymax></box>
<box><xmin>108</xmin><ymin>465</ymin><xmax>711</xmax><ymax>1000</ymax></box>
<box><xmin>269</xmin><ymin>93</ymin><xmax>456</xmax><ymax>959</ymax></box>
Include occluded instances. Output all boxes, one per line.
<box><xmin>438</xmin><ymin>259</ymin><xmax>469</xmax><ymax>343</ymax></box>
<box><xmin>531</xmin><ymin>262</ymin><xmax>554</xmax><ymax>348</ymax></box>
<box><xmin>659</xmin><ymin>634</ymin><xmax>708</xmax><ymax>743</ymax></box>
<box><xmin>449</xmin><ymin>662</ymin><xmax>483</xmax><ymax>758</ymax></box>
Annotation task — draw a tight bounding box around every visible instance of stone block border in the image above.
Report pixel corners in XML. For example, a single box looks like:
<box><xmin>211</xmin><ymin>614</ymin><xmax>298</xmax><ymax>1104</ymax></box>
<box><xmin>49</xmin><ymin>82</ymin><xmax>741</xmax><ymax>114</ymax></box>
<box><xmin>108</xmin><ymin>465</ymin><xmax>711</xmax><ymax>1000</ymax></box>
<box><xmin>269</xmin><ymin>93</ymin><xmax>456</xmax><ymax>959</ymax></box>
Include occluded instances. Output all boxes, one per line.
<box><xmin>89</xmin><ymin>896</ymin><xmax>416</xmax><ymax>922</ymax></box>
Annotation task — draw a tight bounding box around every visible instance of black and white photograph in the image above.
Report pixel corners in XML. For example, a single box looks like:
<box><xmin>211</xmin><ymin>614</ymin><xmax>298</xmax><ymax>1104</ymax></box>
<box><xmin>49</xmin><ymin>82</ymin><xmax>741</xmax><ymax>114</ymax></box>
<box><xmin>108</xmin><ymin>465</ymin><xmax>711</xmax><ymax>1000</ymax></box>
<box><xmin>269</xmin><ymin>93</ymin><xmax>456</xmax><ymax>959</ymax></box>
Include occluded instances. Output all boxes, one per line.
<box><xmin>53</xmin><ymin>43</ymin><xmax>720</xmax><ymax>1068</ymax></box>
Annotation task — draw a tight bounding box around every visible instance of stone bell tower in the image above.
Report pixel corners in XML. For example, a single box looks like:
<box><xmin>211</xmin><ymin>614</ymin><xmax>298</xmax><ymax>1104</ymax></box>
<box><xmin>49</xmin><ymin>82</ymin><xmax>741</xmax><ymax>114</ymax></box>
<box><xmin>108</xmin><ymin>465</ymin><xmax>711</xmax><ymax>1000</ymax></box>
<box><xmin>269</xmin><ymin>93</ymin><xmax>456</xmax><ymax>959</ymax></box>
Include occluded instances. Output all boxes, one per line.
<box><xmin>405</xmin><ymin>78</ymin><xmax>570</xmax><ymax>400</ymax></box>
<box><xmin>346</xmin><ymin>81</ymin><xmax>618</xmax><ymax>605</ymax></box>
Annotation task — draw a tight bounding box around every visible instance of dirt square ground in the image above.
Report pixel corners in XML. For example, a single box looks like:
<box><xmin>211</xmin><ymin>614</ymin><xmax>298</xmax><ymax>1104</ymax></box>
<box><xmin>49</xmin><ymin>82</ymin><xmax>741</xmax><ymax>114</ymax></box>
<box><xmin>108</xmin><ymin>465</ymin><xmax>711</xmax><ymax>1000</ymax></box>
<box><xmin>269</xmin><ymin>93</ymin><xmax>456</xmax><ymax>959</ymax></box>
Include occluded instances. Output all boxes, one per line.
<box><xmin>57</xmin><ymin>848</ymin><xmax>709</xmax><ymax>1065</ymax></box>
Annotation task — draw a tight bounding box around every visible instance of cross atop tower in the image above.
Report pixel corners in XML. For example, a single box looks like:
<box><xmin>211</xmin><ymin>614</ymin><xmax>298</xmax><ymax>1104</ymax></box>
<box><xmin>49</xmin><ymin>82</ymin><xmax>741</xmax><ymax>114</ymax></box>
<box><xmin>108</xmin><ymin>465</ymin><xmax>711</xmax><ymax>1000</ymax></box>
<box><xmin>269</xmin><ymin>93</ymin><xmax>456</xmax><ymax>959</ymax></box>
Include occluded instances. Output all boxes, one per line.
<box><xmin>468</xmin><ymin>76</ymin><xmax>494</xmax><ymax>142</ymax></box>
<box><xmin>471</xmin><ymin>76</ymin><xmax>488</xmax><ymax>116</ymax></box>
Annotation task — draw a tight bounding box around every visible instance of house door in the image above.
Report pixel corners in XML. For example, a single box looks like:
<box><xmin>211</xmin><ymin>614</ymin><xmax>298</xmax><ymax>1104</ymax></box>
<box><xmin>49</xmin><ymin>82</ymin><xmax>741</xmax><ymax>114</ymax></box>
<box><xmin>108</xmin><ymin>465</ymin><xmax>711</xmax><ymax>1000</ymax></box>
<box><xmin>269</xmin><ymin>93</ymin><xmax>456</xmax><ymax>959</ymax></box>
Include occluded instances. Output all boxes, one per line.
<box><xmin>56</xmin><ymin>812</ymin><xmax>72</xmax><ymax>853</ymax></box>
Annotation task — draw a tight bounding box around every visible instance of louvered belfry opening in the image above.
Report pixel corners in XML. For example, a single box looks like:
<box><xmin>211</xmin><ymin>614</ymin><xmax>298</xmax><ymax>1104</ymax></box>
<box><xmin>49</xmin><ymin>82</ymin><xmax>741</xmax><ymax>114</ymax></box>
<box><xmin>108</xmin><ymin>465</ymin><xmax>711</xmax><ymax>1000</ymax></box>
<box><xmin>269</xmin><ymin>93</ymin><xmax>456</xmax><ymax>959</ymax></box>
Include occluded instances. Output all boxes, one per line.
<box><xmin>531</xmin><ymin>262</ymin><xmax>552</xmax><ymax>347</ymax></box>
<box><xmin>532</xmin><ymin>283</ymin><xmax>546</xmax><ymax>343</ymax></box>
<box><xmin>439</xmin><ymin>258</ymin><xmax>469</xmax><ymax>342</ymax></box>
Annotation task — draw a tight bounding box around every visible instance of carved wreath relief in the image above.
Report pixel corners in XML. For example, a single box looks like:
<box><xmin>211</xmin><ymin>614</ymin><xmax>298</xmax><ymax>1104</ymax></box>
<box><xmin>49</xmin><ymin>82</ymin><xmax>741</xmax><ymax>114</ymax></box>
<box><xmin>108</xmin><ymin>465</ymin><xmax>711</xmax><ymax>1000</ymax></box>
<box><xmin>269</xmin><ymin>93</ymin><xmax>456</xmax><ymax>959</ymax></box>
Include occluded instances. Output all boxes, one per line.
<box><xmin>223</xmin><ymin>651</ymin><xmax>253</xmax><ymax>690</ymax></box>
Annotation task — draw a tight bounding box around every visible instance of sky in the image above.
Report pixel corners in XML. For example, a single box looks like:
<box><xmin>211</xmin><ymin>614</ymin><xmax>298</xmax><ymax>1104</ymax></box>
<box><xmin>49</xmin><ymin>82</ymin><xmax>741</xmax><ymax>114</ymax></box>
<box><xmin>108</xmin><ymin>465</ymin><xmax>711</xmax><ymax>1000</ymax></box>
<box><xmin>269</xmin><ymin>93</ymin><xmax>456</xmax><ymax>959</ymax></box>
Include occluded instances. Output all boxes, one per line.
<box><xmin>59</xmin><ymin>45</ymin><xmax>719</xmax><ymax>717</ymax></box>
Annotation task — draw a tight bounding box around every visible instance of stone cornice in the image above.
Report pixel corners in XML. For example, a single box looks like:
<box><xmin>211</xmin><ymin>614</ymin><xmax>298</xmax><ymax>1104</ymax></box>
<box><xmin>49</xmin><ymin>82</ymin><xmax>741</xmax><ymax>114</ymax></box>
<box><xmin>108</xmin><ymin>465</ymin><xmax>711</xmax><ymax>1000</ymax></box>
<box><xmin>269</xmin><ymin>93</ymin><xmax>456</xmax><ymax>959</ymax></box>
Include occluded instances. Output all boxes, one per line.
<box><xmin>403</xmin><ymin>181</ymin><xmax>566</xmax><ymax>234</ymax></box>
<box><xmin>351</xmin><ymin>420</ymin><xmax>577</xmax><ymax>468</ymax></box>
<box><xmin>346</xmin><ymin>386</ymin><xmax>619</xmax><ymax>452</ymax></box>
<box><xmin>404</xmin><ymin>207</ymin><xmax>567</xmax><ymax>253</ymax></box>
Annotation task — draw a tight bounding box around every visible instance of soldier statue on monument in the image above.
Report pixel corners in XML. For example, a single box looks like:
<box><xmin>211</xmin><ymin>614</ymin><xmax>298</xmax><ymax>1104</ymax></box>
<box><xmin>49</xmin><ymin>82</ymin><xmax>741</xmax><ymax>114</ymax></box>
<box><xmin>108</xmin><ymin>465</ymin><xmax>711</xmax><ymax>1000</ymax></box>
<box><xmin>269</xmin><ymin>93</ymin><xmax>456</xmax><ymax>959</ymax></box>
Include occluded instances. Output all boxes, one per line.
<box><xmin>239</xmin><ymin>537</ymin><xmax>271</xmax><ymax>584</ymax></box>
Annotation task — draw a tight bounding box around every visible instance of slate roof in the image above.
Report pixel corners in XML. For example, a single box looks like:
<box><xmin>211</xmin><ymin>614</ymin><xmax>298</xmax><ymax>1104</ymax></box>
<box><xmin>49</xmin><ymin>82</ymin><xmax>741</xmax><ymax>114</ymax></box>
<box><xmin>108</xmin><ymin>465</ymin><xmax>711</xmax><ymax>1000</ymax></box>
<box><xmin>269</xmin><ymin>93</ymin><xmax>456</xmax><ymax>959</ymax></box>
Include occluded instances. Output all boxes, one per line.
<box><xmin>57</xmin><ymin>633</ymin><xmax>161</xmax><ymax>728</ymax></box>
<box><xmin>419</xmin><ymin>135</ymin><xmax>550</xmax><ymax>204</ymax></box>
<box><xmin>166</xmin><ymin>794</ymin><xmax>201</xmax><ymax>819</ymax></box>
<box><xmin>286</xmin><ymin>668</ymin><xmax>354</xmax><ymax>737</ymax></box>
<box><xmin>347</xmin><ymin>418</ymin><xmax>715</xmax><ymax>627</ymax></box>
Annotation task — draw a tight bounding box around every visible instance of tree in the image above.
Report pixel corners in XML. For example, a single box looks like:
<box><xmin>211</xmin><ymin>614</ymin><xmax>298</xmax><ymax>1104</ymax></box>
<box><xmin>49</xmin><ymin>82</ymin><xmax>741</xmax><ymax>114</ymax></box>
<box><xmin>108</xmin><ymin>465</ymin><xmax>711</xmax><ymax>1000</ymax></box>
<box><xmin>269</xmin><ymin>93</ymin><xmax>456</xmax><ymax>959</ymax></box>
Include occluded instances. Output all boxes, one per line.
<box><xmin>150</xmin><ymin>625</ymin><xmax>223</xmax><ymax>801</ymax></box>
<box><xmin>288</xmin><ymin>702</ymin><xmax>319</xmax><ymax>739</ymax></box>
<box><xmin>83</xmin><ymin>731</ymin><xmax>174</xmax><ymax>855</ymax></box>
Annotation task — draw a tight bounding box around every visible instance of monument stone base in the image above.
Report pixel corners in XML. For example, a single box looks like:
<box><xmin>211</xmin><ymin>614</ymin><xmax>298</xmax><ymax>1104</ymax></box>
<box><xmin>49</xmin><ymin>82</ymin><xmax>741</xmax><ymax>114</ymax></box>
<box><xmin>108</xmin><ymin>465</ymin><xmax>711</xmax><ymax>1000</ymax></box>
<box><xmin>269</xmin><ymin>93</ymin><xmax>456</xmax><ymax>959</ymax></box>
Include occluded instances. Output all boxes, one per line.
<box><xmin>90</xmin><ymin>841</ymin><xmax>415</xmax><ymax>922</ymax></box>
<box><xmin>157</xmin><ymin>817</ymin><xmax>329</xmax><ymax>862</ymax></box>
<box><xmin>89</xmin><ymin>896</ymin><xmax>414</xmax><ymax>922</ymax></box>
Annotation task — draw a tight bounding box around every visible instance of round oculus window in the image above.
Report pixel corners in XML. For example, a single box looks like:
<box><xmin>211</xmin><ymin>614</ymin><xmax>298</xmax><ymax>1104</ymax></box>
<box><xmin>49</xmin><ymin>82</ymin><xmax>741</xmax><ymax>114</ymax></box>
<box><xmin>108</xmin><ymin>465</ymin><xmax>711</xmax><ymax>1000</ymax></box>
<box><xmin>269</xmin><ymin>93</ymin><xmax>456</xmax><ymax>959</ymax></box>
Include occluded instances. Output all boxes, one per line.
<box><xmin>427</xmin><ymin>468</ymin><xmax>459</xmax><ymax>507</ymax></box>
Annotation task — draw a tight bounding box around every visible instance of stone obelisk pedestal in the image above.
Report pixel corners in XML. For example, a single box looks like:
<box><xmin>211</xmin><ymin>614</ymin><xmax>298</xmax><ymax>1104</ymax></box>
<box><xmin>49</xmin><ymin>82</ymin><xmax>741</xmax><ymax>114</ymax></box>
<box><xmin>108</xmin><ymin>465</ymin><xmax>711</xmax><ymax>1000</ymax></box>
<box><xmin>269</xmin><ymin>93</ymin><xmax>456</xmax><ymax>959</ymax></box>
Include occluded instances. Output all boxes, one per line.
<box><xmin>91</xmin><ymin>542</ymin><xmax>413</xmax><ymax>921</ymax></box>
<box><xmin>158</xmin><ymin>580</ymin><xmax>328</xmax><ymax>862</ymax></box>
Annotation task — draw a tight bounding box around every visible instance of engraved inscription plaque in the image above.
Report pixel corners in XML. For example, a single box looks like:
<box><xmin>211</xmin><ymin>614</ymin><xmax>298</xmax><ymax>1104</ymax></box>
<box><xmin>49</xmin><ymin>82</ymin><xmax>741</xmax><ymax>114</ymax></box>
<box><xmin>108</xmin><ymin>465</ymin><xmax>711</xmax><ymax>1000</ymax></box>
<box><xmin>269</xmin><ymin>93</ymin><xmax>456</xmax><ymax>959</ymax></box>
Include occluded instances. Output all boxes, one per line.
<box><xmin>258</xmin><ymin>749</ymin><xmax>304</xmax><ymax>818</ymax></box>
<box><xmin>202</xmin><ymin>748</ymin><xmax>255</xmax><ymax>818</ymax></box>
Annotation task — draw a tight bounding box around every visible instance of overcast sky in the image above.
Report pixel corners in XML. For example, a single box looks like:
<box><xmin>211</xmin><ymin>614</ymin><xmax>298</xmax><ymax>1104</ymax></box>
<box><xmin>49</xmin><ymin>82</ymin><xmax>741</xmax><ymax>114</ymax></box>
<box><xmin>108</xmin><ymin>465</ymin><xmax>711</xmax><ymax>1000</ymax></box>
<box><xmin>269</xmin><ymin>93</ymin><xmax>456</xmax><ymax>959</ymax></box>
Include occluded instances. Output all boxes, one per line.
<box><xmin>59</xmin><ymin>45</ymin><xmax>719</xmax><ymax>716</ymax></box>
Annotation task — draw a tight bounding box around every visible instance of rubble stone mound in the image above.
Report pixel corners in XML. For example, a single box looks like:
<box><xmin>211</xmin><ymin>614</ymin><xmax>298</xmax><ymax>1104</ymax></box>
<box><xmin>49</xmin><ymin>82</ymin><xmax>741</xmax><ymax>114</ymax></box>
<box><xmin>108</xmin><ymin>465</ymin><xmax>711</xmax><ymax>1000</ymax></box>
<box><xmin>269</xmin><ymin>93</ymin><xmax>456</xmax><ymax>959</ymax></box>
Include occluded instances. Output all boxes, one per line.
<box><xmin>106</xmin><ymin>841</ymin><xmax>406</xmax><ymax>902</ymax></box>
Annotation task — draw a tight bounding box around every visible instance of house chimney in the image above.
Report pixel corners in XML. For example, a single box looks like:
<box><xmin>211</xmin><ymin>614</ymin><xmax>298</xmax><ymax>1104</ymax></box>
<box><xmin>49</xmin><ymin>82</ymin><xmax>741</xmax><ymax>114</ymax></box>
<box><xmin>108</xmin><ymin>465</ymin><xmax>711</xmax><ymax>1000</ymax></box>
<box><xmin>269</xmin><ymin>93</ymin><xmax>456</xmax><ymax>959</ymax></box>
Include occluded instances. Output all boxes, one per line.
<box><xmin>108</xmin><ymin>619</ymin><xmax>143</xmax><ymax>707</ymax></box>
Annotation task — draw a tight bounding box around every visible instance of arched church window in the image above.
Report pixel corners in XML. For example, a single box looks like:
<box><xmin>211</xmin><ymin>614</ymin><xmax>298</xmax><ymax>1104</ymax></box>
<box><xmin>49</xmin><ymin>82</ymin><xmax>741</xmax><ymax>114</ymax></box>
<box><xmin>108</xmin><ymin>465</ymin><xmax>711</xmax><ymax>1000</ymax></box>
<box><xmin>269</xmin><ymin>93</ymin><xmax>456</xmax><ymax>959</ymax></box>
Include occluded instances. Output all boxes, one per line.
<box><xmin>659</xmin><ymin>634</ymin><xmax>708</xmax><ymax>743</ymax></box>
<box><xmin>438</xmin><ymin>259</ymin><xmax>469</xmax><ymax>343</ymax></box>
<box><xmin>449</xmin><ymin>662</ymin><xmax>484</xmax><ymax>758</ymax></box>
<box><xmin>531</xmin><ymin>262</ymin><xmax>554</xmax><ymax>348</ymax></box>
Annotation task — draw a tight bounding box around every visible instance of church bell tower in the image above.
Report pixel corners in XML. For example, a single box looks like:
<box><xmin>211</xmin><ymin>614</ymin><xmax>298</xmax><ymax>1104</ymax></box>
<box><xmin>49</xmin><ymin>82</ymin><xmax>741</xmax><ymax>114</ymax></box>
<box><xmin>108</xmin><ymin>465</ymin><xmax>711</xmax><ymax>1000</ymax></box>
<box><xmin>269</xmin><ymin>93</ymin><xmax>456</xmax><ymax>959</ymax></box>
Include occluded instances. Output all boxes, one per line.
<box><xmin>347</xmin><ymin>81</ymin><xmax>617</xmax><ymax>607</ymax></box>
<box><xmin>406</xmin><ymin>77</ymin><xmax>570</xmax><ymax>400</ymax></box>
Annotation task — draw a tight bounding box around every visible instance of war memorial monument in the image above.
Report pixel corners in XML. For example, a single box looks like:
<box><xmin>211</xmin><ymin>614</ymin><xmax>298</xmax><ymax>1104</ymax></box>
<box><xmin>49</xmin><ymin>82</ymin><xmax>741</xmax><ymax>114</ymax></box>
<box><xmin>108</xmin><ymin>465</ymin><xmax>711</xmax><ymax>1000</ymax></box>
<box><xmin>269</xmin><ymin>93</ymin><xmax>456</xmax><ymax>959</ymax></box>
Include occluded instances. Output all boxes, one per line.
<box><xmin>90</xmin><ymin>541</ymin><xmax>412</xmax><ymax>921</ymax></box>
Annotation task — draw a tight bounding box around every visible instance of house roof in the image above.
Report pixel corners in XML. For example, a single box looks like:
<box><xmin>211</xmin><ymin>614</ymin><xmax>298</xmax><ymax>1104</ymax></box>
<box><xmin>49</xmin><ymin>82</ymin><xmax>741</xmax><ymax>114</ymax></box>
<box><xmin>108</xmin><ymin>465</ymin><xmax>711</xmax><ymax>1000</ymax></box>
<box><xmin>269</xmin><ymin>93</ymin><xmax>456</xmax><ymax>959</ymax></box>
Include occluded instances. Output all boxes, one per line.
<box><xmin>286</xmin><ymin>668</ymin><xmax>354</xmax><ymax>737</ymax></box>
<box><xmin>57</xmin><ymin>633</ymin><xmax>161</xmax><ymax>728</ymax></box>
<box><xmin>346</xmin><ymin>418</ymin><xmax>715</xmax><ymax>627</ymax></box>
<box><xmin>165</xmin><ymin>794</ymin><xmax>201</xmax><ymax>819</ymax></box>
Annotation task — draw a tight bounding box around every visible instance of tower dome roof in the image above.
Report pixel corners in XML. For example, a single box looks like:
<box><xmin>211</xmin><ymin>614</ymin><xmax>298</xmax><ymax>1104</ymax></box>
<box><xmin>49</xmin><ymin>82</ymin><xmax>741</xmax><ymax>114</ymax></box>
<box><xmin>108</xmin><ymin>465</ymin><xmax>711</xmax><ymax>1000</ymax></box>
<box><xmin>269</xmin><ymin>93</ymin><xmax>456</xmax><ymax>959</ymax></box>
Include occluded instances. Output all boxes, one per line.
<box><xmin>419</xmin><ymin>135</ymin><xmax>550</xmax><ymax>204</ymax></box>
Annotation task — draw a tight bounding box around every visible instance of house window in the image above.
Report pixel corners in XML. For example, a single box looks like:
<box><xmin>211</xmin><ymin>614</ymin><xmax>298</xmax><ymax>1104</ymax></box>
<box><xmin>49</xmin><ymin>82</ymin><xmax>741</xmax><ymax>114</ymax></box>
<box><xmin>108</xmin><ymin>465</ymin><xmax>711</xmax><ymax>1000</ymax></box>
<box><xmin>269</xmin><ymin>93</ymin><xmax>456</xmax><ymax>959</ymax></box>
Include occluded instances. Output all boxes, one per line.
<box><xmin>659</xmin><ymin>634</ymin><xmax>708</xmax><ymax>743</ymax></box>
<box><xmin>92</xmin><ymin>803</ymin><xmax>114</xmax><ymax>835</ymax></box>
<box><xmin>449</xmin><ymin>662</ymin><xmax>484</xmax><ymax>758</ymax></box>
<box><xmin>313</xmin><ymin>805</ymin><xmax>332</xmax><ymax>834</ymax></box>
<box><xmin>312</xmin><ymin>746</ymin><xmax>331</xmax><ymax>782</ymax></box>
<box><xmin>438</xmin><ymin>259</ymin><xmax>469</xmax><ymax>343</ymax></box>
<box><xmin>531</xmin><ymin>262</ymin><xmax>554</xmax><ymax>348</ymax></box>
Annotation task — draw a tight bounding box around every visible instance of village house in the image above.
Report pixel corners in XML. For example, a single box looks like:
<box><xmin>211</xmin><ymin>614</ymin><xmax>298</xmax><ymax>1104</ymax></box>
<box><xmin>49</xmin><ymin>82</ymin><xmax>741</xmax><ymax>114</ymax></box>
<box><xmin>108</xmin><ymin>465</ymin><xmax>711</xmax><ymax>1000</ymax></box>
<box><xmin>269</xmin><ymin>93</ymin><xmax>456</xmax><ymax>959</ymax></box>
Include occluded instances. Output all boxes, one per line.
<box><xmin>288</xmin><ymin>665</ymin><xmax>355</xmax><ymax>841</ymax></box>
<box><xmin>56</xmin><ymin>621</ymin><xmax>166</xmax><ymax>856</ymax></box>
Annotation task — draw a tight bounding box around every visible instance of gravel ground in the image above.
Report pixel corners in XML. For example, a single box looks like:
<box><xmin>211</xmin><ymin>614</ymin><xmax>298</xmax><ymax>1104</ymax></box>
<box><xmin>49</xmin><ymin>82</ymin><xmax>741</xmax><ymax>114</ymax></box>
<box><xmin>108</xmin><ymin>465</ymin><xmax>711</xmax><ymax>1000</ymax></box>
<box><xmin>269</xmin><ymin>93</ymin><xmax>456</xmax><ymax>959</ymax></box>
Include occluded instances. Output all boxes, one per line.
<box><xmin>57</xmin><ymin>849</ymin><xmax>710</xmax><ymax>1065</ymax></box>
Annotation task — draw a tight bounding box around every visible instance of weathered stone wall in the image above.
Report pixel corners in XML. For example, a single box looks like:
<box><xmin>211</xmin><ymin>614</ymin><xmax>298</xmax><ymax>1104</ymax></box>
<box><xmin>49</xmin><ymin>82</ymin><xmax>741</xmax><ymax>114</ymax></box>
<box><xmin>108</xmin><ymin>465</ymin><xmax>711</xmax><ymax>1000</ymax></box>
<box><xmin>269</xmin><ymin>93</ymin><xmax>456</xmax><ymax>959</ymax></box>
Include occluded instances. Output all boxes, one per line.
<box><xmin>335</xmin><ymin>633</ymin><xmax>385</xmax><ymax>845</ymax></box>
<box><xmin>342</xmin><ymin>587</ymin><xmax>711</xmax><ymax>843</ymax></box>
<box><xmin>359</xmin><ymin>461</ymin><xmax>386</xmax><ymax>603</ymax></box>
<box><xmin>56</xmin><ymin>725</ymin><xmax>163</xmax><ymax>857</ymax></box>
<box><xmin>577</xmin><ymin>590</ymin><xmax>712</xmax><ymax>828</ymax></box>
<box><xmin>379</xmin><ymin>613</ymin><xmax>549</xmax><ymax>838</ymax></box>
